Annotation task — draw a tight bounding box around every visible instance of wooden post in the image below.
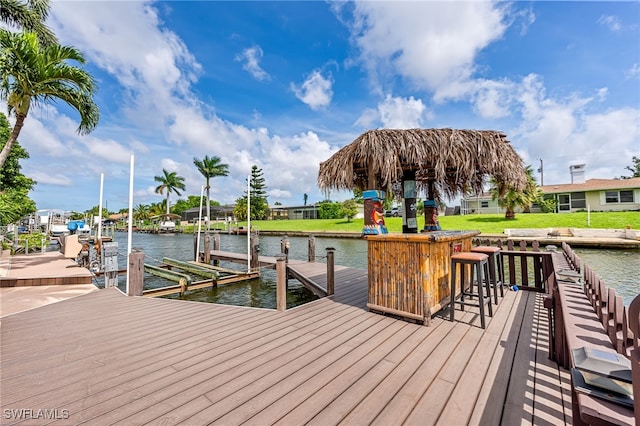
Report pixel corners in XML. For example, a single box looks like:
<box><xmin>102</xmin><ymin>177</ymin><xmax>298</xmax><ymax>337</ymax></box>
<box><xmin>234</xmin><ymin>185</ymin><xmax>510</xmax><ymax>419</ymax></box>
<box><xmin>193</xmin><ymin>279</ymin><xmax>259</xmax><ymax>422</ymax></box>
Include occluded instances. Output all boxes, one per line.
<box><xmin>250</xmin><ymin>232</ymin><xmax>260</xmax><ymax>270</ymax></box>
<box><xmin>308</xmin><ymin>235</ymin><xmax>316</xmax><ymax>262</ymax></box>
<box><xmin>193</xmin><ymin>233</ymin><xmax>198</xmax><ymax>261</ymax></box>
<box><xmin>276</xmin><ymin>255</ymin><xmax>287</xmax><ymax>312</ymax></box>
<box><xmin>326</xmin><ymin>247</ymin><xmax>335</xmax><ymax>296</ymax></box>
<box><xmin>204</xmin><ymin>234</ymin><xmax>211</xmax><ymax>265</ymax></box>
<box><xmin>213</xmin><ymin>233</ymin><xmax>220</xmax><ymax>266</ymax></box>
<box><xmin>127</xmin><ymin>250</ymin><xmax>144</xmax><ymax>296</ymax></box>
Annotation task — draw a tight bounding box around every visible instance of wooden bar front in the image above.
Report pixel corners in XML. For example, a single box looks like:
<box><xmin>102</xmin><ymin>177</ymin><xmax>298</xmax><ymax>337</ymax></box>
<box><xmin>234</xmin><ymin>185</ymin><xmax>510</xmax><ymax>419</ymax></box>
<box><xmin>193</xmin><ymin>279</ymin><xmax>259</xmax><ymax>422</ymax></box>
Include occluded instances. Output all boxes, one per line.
<box><xmin>366</xmin><ymin>230</ymin><xmax>480</xmax><ymax>325</ymax></box>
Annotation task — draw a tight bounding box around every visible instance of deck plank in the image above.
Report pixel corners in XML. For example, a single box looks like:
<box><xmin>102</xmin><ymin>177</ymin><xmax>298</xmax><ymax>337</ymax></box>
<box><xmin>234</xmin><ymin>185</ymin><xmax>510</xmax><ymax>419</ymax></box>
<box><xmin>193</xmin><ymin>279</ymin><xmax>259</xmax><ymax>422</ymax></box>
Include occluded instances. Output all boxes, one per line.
<box><xmin>0</xmin><ymin>263</ymin><xmax>567</xmax><ymax>426</ymax></box>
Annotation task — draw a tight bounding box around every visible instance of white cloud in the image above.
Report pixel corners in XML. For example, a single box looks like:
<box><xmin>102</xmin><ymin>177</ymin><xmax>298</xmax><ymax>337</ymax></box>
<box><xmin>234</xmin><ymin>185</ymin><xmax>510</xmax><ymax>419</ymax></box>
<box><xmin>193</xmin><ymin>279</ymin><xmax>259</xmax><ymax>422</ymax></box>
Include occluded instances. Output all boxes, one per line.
<box><xmin>235</xmin><ymin>45</ymin><xmax>271</xmax><ymax>81</ymax></box>
<box><xmin>625</xmin><ymin>64</ymin><xmax>640</xmax><ymax>80</ymax></box>
<box><xmin>291</xmin><ymin>71</ymin><xmax>334</xmax><ymax>110</ymax></box>
<box><xmin>27</xmin><ymin>171</ymin><xmax>73</xmax><ymax>186</ymax></box>
<box><xmin>50</xmin><ymin>1</ymin><xmax>201</xmax><ymax>130</ymax></box>
<box><xmin>470</xmin><ymin>79</ymin><xmax>515</xmax><ymax>119</ymax></box>
<box><xmin>598</xmin><ymin>15</ymin><xmax>621</xmax><ymax>32</ymax></box>
<box><xmin>378</xmin><ymin>95</ymin><xmax>427</xmax><ymax>128</ymax></box>
<box><xmin>510</xmin><ymin>74</ymin><xmax>640</xmax><ymax>184</ymax></box>
<box><xmin>348</xmin><ymin>1</ymin><xmax>508</xmax><ymax>94</ymax></box>
<box><xmin>355</xmin><ymin>95</ymin><xmax>428</xmax><ymax>129</ymax></box>
<box><xmin>261</xmin><ymin>131</ymin><xmax>336</xmax><ymax>204</ymax></box>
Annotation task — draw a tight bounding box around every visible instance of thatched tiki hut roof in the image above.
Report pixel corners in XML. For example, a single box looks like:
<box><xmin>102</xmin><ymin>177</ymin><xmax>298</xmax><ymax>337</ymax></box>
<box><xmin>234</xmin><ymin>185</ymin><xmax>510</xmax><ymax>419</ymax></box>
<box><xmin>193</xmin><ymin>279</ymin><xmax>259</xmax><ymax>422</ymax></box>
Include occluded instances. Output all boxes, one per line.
<box><xmin>318</xmin><ymin>128</ymin><xmax>528</xmax><ymax>200</ymax></box>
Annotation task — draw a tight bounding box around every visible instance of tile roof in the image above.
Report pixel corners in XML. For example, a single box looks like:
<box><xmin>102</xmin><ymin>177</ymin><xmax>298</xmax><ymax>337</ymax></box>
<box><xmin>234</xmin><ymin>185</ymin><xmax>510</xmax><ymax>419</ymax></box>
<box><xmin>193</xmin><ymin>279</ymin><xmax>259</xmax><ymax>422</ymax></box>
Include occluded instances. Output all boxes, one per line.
<box><xmin>540</xmin><ymin>178</ymin><xmax>640</xmax><ymax>194</ymax></box>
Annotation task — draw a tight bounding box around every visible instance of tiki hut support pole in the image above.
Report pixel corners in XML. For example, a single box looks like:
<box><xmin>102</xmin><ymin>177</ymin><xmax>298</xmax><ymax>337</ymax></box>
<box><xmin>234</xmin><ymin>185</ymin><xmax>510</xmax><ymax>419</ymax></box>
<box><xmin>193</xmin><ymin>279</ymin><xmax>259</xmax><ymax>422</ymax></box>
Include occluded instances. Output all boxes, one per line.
<box><xmin>402</xmin><ymin>169</ymin><xmax>418</xmax><ymax>234</ymax></box>
<box><xmin>424</xmin><ymin>179</ymin><xmax>441</xmax><ymax>232</ymax></box>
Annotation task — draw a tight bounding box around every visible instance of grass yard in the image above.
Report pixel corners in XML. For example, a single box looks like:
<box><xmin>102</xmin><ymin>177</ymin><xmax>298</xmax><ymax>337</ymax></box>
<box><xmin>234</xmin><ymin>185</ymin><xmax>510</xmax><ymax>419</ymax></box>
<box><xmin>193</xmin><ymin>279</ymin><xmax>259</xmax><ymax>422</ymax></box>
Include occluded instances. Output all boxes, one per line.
<box><xmin>242</xmin><ymin>211</ymin><xmax>639</xmax><ymax>234</ymax></box>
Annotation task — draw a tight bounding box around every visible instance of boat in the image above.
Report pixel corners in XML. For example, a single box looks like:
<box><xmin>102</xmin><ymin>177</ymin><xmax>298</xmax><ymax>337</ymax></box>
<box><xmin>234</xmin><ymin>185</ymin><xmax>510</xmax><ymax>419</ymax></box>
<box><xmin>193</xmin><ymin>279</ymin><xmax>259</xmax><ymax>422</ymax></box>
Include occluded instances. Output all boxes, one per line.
<box><xmin>150</xmin><ymin>214</ymin><xmax>182</xmax><ymax>234</ymax></box>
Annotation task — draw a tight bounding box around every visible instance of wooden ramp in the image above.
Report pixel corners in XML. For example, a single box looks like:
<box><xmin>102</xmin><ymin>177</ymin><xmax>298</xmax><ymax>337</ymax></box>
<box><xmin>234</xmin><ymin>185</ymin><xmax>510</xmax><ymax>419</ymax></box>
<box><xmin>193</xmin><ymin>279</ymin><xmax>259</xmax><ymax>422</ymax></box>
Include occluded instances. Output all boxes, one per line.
<box><xmin>0</xmin><ymin>266</ymin><xmax>570</xmax><ymax>425</ymax></box>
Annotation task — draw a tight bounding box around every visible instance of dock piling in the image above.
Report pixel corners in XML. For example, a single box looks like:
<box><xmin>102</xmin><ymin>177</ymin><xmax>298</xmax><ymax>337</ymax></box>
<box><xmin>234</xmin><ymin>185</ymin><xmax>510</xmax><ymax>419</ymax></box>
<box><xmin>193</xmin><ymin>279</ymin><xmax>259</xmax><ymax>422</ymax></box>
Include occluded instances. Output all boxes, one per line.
<box><xmin>308</xmin><ymin>236</ymin><xmax>315</xmax><ymax>262</ymax></box>
<box><xmin>250</xmin><ymin>232</ymin><xmax>260</xmax><ymax>271</ymax></box>
<box><xmin>204</xmin><ymin>234</ymin><xmax>211</xmax><ymax>265</ymax></box>
<box><xmin>213</xmin><ymin>233</ymin><xmax>220</xmax><ymax>266</ymax></box>
<box><xmin>128</xmin><ymin>250</ymin><xmax>144</xmax><ymax>296</ymax></box>
<box><xmin>326</xmin><ymin>247</ymin><xmax>335</xmax><ymax>296</ymax></box>
<box><xmin>276</xmin><ymin>255</ymin><xmax>287</xmax><ymax>312</ymax></box>
<box><xmin>281</xmin><ymin>235</ymin><xmax>290</xmax><ymax>263</ymax></box>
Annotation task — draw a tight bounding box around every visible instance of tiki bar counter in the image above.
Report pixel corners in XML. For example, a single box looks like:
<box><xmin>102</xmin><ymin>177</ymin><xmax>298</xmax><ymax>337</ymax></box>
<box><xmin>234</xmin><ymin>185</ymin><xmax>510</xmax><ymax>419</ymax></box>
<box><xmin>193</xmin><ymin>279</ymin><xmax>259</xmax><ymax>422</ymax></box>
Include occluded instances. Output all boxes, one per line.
<box><xmin>317</xmin><ymin>128</ymin><xmax>528</xmax><ymax>324</ymax></box>
<box><xmin>366</xmin><ymin>230</ymin><xmax>480</xmax><ymax>325</ymax></box>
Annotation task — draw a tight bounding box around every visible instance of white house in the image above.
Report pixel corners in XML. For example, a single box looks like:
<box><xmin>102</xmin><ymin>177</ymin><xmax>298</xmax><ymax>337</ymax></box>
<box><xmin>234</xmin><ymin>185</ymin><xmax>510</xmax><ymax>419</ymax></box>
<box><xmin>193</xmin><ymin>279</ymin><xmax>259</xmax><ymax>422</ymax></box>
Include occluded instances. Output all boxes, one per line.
<box><xmin>461</xmin><ymin>164</ymin><xmax>640</xmax><ymax>214</ymax></box>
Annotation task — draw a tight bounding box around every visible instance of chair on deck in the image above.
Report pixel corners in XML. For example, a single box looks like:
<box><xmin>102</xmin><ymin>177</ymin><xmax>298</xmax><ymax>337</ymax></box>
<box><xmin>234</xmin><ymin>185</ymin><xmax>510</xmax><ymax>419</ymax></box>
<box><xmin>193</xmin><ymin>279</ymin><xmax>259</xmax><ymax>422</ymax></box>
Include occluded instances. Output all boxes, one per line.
<box><xmin>471</xmin><ymin>245</ymin><xmax>503</xmax><ymax>304</ymax></box>
<box><xmin>449</xmin><ymin>252</ymin><xmax>493</xmax><ymax>329</ymax></box>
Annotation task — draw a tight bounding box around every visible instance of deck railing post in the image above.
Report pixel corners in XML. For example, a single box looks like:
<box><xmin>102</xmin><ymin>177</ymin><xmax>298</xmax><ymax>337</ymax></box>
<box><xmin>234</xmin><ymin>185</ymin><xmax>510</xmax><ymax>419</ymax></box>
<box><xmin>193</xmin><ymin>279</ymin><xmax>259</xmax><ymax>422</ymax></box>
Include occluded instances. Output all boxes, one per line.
<box><xmin>326</xmin><ymin>247</ymin><xmax>335</xmax><ymax>296</ymax></box>
<box><xmin>276</xmin><ymin>254</ymin><xmax>287</xmax><ymax>311</ymax></box>
<box><xmin>308</xmin><ymin>235</ymin><xmax>316</xmax><ymax>262</ymax></box>
<box><xmin>128</xmin><ymin>249</ymin><xmax>144</xmax><ymax>296</ymax></box>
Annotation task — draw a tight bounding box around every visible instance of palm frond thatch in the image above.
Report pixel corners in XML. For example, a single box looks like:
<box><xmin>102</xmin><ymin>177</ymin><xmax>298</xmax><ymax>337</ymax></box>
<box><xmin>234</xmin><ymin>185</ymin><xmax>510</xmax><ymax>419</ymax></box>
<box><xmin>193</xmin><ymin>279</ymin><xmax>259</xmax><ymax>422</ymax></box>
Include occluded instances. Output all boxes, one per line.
<box><xmin>318</xmin><ymin>128</ymin><xmax>528</xmax><ymax>200</ymax></box>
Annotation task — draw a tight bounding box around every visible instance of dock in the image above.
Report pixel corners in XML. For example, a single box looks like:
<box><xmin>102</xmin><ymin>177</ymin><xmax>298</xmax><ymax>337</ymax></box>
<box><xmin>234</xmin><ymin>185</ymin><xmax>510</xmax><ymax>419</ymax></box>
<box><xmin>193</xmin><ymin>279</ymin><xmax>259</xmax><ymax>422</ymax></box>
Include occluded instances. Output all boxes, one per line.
<box><xmin>0</xmin><ymin>264</ymin><xmax>570</xmax><ymax>424</ymax></box>
<box><xmin>0</xmin><ymin>251</ymin><xmax>93</xmax><ymax>287</ymax></box>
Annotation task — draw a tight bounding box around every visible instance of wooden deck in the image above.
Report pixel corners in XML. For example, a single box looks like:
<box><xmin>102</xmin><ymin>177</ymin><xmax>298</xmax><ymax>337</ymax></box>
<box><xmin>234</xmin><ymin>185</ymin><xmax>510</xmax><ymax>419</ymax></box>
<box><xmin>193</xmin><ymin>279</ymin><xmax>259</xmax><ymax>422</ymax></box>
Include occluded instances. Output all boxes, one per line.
<box><xmin>0</xmin><ymin>251</ymin><xmax>93</xmax><ymax>287</ymax></box>
<box><xmin>0</xmin><ymin>264</ymin><xmax>571</xmax><ymax>425</ymax></box>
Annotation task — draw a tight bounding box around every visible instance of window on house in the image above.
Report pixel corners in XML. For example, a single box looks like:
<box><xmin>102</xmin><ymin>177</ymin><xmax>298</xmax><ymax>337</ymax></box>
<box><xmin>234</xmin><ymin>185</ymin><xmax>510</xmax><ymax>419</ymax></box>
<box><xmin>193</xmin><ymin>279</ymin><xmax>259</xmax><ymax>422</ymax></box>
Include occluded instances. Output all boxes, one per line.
<box><xmin>571</xmin><ymin>192</ymin><xmax>586</xmax><ymax>209</ymax></box>
<box><xmin>620</xmin><ymin>190</ymin><xmax>634</xmax><ymax>203</ymax></box>
<box><xmin>480</xmin><ymin>201</ymin><xmax>489</xmax><ymax>208</ymax></box>
<box><xmin>605</xmin><ymin>191</ymin><xmax>619</xmax><ymax>203</ymax></box>
<box><xmin>605</xmin><ymin>190</ymin><xmax>635</xmax><ymax>203</ymax></box>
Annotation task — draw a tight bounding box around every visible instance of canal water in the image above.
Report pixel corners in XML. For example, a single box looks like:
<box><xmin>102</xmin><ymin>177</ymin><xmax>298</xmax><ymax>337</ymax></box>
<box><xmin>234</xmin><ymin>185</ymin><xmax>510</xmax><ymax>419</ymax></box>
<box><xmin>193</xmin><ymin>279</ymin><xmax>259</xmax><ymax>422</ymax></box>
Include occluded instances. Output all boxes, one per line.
<box><xmin>105</xmin><ymin>232</ymin><xmax>639</xmax><ymax>307</ymax></box>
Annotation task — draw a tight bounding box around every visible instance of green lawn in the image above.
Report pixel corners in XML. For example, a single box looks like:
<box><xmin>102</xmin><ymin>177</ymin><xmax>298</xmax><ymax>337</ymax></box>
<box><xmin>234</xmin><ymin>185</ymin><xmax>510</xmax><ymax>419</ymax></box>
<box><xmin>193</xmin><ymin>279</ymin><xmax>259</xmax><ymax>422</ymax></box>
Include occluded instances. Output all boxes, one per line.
<box><xmin>241</xmin><ymin>211</ymin><xmax>639</xmax><ymax>234</ymax></box>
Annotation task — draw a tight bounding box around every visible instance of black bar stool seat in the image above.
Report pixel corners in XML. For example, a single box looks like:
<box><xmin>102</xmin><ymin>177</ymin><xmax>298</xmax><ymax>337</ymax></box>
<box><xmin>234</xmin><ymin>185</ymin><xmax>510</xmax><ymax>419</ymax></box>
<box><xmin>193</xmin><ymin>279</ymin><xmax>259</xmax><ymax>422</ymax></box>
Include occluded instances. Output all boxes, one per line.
<box><xmin>471</xmin><ymin>245</ymin><xmax>504</xmax><ymax>303</ymax></box>
<box><xmin>449</xmin><ymin>252</ymin><xmax>493</xmax><ymax>329</ymax></box>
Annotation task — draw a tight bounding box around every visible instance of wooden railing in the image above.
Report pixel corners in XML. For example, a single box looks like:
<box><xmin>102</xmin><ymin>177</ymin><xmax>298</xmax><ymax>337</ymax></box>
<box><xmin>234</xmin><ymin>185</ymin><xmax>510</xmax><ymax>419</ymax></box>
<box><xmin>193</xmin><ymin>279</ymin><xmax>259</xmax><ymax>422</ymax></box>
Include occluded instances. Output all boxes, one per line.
<box><xmin>472</xmin><ymin>238</ymin><xmax>555</xmax><ymax>292</ymax></box>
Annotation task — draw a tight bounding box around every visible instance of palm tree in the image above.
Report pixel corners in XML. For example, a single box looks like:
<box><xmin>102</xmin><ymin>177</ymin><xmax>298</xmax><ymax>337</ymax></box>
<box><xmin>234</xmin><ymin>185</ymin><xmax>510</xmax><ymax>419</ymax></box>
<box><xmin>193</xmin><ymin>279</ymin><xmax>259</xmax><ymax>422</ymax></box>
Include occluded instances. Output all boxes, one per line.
<box><xmin>154</xmin><ymin>169</ymin><xmax>186</xmax><ymax>216</ymax></box>
<box><xmin>0</xmin><ymin>0</ymin><xmax>57</xmax><ymax>45</ymax></box>
<box><xmin>193</xmin><ymin>155</ymin><xmax>229</xmax><ymax>231</ymax></box>
<box><xmin>490</xmin><ymin>165</ymin><xmax>539</xmax><ymax>219</ymax></box>
<box><xmin>0</xmin><ymin>30</ymin><xmax>99</xmax><ymax>169</ymax></box>
<box><xmin>149</xmin><ymin>201</ymin><xmax>165</xmax><ymax>217</ymax></box>
<box><xmin>133</xmin><ymin>203</ymin><xmax>150</xmax><ymax>226</ymax></box>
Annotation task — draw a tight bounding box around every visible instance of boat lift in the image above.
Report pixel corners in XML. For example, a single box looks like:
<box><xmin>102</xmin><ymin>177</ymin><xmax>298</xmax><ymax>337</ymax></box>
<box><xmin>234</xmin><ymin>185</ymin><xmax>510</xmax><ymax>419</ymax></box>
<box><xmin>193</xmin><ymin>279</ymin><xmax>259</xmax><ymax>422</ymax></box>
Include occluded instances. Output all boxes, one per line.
<box><xmin>142</xmin><ymin>257</ymin><xmax>259</xmax><ymax>297</ymax></box>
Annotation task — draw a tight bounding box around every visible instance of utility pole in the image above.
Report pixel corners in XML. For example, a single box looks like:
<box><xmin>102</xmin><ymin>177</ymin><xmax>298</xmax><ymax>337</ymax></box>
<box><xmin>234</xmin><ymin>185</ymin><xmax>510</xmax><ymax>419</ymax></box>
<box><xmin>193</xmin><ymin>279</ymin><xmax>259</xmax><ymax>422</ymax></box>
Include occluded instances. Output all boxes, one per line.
<box><xmin>537</xmin><ymin>159</ymin><xmax>544</xmax><ymax>186</ymax></box>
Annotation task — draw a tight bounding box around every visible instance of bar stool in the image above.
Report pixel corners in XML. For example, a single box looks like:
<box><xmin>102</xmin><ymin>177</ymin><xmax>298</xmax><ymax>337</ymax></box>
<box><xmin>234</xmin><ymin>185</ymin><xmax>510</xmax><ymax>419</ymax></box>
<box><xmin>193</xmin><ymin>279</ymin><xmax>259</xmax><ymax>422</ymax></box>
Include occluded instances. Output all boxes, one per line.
<box><xmin>471</xmin><ymin>245</ymin><xmax>503</xmax><ymax>304</ymax></box>
<box><xmin>449</xmin><ymin>252</ymin><xmax>493</xmax><ymax>329</ymax></box>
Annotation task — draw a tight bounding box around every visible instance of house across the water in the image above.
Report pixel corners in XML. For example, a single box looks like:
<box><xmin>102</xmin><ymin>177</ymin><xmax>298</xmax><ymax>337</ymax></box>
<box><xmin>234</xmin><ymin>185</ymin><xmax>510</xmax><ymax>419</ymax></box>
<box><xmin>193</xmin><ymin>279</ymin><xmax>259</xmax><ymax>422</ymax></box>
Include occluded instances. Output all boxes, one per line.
<box><xmin>462</xmin><ymin>164</ymin><xmax>640</xmax><ymax>214</ymax></box>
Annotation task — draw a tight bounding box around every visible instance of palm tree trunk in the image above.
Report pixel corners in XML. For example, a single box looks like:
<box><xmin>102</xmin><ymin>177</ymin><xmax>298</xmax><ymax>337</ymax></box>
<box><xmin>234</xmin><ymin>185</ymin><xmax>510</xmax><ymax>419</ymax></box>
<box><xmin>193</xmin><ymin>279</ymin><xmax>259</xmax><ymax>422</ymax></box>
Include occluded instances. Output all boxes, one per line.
<box><xmin>0</xmin><ymin>114</ymin><xmax>26</xmax><ymax>170</ymax></box>
<box><xmin>166</xmin><ymin>194</ymin><xmax>170</xmax><ymax>215</ymax></box>
<box><xmin>505</xmin><ymin>207</ymin><xmax>515</xmax><ymax>219</ymax></box>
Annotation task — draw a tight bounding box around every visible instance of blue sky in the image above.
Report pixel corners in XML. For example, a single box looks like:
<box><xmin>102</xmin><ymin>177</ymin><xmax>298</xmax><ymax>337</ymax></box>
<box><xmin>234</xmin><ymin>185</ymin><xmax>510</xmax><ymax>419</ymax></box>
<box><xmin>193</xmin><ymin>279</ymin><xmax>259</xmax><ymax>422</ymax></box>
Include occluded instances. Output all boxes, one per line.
<box><xmin>5</xmin><ymin>0</ymin><xmax>640</xmax><ymax>212</ymax></box>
